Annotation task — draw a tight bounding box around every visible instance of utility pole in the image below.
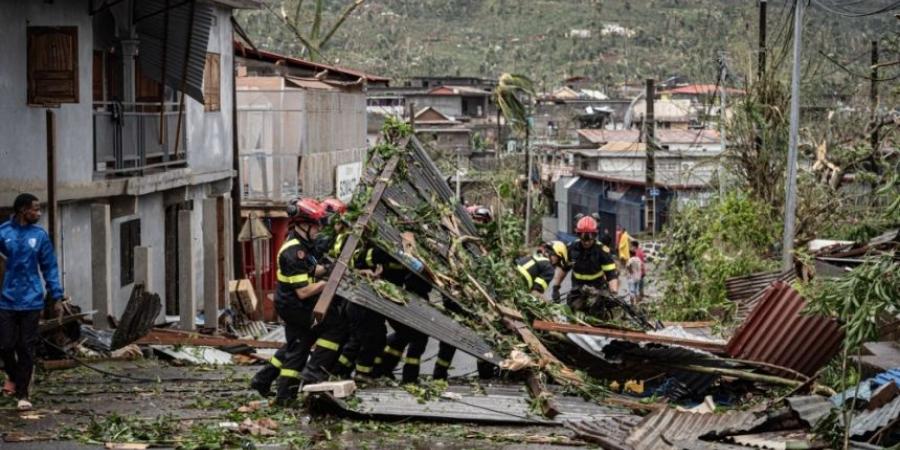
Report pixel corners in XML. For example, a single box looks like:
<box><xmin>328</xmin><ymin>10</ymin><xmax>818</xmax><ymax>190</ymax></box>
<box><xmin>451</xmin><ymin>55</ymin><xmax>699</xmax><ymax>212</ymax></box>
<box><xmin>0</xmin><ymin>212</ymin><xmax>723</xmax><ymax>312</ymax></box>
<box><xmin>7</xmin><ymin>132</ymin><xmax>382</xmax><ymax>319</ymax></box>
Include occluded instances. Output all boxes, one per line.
<box><xmin>758</xmin><ymin>0</ymin><xmax>767</xmax><ymax>82</ymax></box>
<box><xmin>524</xmin><ymin>116</ymin><xmax>533</xmax><ymax>246</ymax></box>
<box><xmin>870</xmin><ymin>40</ymin><xmax>879</xmax><ymax>153</ymax></box>
<box><xmin>645</xmin><ymin>79</ymin><xmax>656</xmax><ymax>236</ymax></box>
<box><xmin>718</xmin><ymin>52</ymin><xmax>728</xmax><ymax>197</ymax></box>
<box><xmin>781</xmin><ymin>0</ymin><xmax>804</xmax><ymax>270</ymax></box>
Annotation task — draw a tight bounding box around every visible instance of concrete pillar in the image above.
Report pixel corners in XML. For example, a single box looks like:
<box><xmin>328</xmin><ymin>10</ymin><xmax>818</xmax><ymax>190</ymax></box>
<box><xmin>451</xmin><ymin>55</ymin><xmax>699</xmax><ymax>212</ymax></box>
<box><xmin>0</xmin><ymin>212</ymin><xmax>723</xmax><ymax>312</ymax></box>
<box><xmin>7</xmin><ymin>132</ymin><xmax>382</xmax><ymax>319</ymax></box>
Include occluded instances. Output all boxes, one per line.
<box><xmin>120</xmin><ymin>40</ymin><xmax>140</xmax><ymax>104</ymax></box>
<box><xmin>178</xmin><ymin>210</ymin><xmax>195</xmax><ymax>331</ymax></box>
<box><xmin>91</xmin><ymin>204</ymin><xmax>113</xmax><ymax>330</ymax></box>
<box><xmin>134</xmin><ymin>246</ymin><xmax>151</xmax><ymax>289</ymax></box>
<box><xmin>202</xmin><ymin>198</ymin><xmax>219</xmax><ymax>332</ymax></box>
<box><xmin>221</xmin><ymin>196</ymin><xmax>234</xmax><ymax>308</ymax></box>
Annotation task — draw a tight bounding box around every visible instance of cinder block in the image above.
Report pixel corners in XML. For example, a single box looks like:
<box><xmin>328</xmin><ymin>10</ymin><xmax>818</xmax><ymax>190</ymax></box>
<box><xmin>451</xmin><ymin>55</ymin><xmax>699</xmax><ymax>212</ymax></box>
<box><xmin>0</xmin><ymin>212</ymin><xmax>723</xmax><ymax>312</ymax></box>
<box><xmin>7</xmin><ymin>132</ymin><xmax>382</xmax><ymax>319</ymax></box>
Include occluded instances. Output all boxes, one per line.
<box><xmin>301</xmin><ymin>380</ymin><xmax>357</xmax><ymax>398</ymax></box>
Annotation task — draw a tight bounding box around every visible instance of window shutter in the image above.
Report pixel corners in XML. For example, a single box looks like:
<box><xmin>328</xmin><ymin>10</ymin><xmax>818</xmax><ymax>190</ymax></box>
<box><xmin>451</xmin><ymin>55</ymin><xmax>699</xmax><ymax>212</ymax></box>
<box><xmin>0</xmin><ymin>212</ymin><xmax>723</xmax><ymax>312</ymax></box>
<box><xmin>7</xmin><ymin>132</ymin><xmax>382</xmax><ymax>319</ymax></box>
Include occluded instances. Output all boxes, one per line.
<box><xmin>203</xmin><ymin>53</ymin><xmax>220</xmax><ymax>112</ymax></box>
<box><xmin>27</xmin><ymin>27</ymin><xmax>79</xmax><ymax>105</ymax></box>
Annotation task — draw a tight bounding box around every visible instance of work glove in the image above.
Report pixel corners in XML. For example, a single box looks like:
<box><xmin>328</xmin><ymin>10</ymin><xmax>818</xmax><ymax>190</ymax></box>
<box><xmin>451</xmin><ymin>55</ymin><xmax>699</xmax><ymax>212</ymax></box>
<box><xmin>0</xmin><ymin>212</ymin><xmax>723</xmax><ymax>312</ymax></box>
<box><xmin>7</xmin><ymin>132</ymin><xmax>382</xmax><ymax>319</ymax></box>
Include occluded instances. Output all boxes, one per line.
<box><xmin>551</xmin><ymin>285</ymin><xmax>561</xmax><ymax>302</ymax></box>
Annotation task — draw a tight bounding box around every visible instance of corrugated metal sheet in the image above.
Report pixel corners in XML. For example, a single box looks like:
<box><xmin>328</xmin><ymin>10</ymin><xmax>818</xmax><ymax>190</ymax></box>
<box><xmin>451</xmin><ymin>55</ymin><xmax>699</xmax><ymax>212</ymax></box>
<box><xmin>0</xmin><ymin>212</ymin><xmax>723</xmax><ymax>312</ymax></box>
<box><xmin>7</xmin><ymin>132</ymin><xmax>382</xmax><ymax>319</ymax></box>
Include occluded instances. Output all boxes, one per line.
<box><xmin>726</xmin><ymin>430</ymin><xmax>819</xmax><ymax>449</ymax></box>
<box><xmin>786</xmin><ymin>395</ymin><xmax>836</xmax><ymax>428</ymax></box>
<box><xmin>873</xmin><ymin>369</ymin><xmax>900</xmax><ymax>389</ymax></box>
<box><xmin>725</xmin><ymin>282</ymin><xmax>843</xmax><ymax>377</ymax></box>
<box><xmin>626</xmin><ymin>408</ymin><xmax>767</xmax><ymax>450</ymax></box>
<box><xmin>850</xmin><ymin>395</ymin><xmax>900</xmax><ymax>437</ymax></box>
<box><xmin>336</xmin><ymin>274</ymin><xmax>500</xmax><ymax>364</ymax></box>
<box><xmin>725</xmin><ymin>269</ymin><xmax>797</xmax><ymax>322</ymax></box>
<box><xmin>565</xmin><ymin>414</ymin><xmax>643</xmax><ymax>449</ymax></box>
<box><xmin>320</xmin><ymin>384</ymin><xmax>626</xmax><ymax>425</ymax></box>
<box><xmin>136</xmin><ymin>0</ymin><xmax>213</xmax><ymax>103</ymax></box>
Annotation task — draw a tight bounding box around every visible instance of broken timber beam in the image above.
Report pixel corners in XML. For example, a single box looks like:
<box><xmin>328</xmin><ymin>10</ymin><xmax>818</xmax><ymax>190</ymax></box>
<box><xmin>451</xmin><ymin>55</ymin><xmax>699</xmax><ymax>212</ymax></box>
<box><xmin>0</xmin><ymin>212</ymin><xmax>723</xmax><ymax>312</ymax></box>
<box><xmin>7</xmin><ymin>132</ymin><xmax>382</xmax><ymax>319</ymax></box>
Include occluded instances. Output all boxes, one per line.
<box><xmin>532</xmin><ymin>320</ymin><xmax>728</xmax><ymax>355</ymax></box>
<box><xmin>313</xmin><ymin>152</ymin><xmax>403</xmax><ymax>322</ymax></box>
<box><xmin>134</xmin><ymin>329</ymin><xmax>282</xmax><ymax>349</ymax></box>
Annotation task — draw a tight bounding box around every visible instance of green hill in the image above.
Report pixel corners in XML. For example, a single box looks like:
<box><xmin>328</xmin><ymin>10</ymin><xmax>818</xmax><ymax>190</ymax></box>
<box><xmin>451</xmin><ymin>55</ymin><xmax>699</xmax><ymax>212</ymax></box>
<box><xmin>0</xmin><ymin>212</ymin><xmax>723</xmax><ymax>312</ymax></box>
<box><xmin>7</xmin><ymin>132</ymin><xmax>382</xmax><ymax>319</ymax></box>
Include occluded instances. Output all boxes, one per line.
<box><xmin>237</xmin><ymin>0</ymin><xmax>896</xmax><ymax>98</ymax></box>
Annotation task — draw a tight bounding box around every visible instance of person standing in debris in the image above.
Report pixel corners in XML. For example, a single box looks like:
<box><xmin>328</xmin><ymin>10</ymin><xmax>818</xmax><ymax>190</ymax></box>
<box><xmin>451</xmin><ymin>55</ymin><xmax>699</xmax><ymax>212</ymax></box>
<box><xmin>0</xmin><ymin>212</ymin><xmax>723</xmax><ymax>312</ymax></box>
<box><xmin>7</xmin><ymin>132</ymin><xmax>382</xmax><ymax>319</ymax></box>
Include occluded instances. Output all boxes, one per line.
<box><xmin>625</xmin><ymin>241</ymin><xmax>643</xmax><ymax>302</ymax></box>
<box><xmin>0</xmin><ymin>193</ymin><xmax>65</xmax><ymax>411</ymax></box>
<box><xmin>633</xmin><ymin>240</ymin><xmax>647</xmax><ymax>300</ymax></box>
<box><xmin>617</xmin><ymin>226</ymin><xmax>632</xmax><ymax>267</ymax></box>
<box><xmin>517</xmin><ymin>241</ymin><xmax>568</xmax><ymax>297</ymax></box>
<box><xmin>553</xmin><ymin>215</ymin><xmax>619</xmax><ymax>304</ymax></box>
<box><xmin>249</xmin><ymin>198</ymin><xmax>327</xmax><ymax>403</ymax></box>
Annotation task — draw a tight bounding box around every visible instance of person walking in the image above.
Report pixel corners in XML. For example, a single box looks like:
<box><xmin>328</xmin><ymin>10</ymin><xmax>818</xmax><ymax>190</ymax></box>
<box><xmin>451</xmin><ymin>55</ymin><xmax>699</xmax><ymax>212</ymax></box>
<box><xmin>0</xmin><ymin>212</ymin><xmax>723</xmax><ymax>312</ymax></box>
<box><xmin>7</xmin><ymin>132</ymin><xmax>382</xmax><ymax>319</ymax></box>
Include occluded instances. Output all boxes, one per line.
<box><xmin>0</xmin><ymin>193</ymin><xmax>65</xmax><ymax>411</ymax></box>
<box><xmin>625</xmin><ymin>241</ymin><xmax>643</xmax><ymax>302</ymax></box>
<box><xmin>617</xmin><ymin>226</ymin><xmax>632</xmax><ymax>267</ymax></box>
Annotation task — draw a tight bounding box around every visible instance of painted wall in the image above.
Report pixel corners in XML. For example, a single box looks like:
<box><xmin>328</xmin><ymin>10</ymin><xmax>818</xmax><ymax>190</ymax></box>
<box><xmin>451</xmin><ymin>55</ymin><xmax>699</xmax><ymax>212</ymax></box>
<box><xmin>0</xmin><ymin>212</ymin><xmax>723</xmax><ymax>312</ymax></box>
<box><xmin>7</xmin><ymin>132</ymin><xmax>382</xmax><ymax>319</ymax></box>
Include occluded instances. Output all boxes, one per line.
<box><xmin>0</xmin><ymin>1</ymin><xmax>94</xmax><ymax>195</ymax></box>
<box><xmin>407</xmin><ymin>95</ymin><xmax>463</xmax><ymax>118</ymax></box>
<box><xmin>186</xmin><ymin>6</ymin><xmax>234</xmax><ymax>174</ymax></box>
<box><xmin>59</xmin><ymin>203</ymin><xmax>93</xmax><ymax>312</ymax></box>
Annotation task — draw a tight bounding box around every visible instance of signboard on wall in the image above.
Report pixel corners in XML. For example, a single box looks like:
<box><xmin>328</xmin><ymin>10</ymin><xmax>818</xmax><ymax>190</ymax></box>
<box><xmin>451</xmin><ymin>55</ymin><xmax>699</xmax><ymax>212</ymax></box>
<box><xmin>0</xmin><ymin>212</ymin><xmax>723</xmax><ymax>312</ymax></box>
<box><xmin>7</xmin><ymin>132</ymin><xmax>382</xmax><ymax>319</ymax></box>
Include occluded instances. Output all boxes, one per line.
<box><xmin>335</xmin><ymin>162</ymin><xmax>363</xmax><ymax>202</ymax></box>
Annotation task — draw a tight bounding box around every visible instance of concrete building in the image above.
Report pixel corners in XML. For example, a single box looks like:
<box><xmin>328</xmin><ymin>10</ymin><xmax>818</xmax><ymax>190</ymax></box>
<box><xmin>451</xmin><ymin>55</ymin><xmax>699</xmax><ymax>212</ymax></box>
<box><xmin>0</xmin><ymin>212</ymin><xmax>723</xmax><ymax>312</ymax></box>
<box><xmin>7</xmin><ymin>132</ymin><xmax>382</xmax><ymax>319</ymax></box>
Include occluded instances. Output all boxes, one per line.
<box><xmin>232</xmin><ymin>44</ymin><xmax>386</xmax><ymax>309</ymax></box>
<box><xmin>0</xmin><ymin>0</ymin><xmax>262</xmax><ymax>329</ymax></box>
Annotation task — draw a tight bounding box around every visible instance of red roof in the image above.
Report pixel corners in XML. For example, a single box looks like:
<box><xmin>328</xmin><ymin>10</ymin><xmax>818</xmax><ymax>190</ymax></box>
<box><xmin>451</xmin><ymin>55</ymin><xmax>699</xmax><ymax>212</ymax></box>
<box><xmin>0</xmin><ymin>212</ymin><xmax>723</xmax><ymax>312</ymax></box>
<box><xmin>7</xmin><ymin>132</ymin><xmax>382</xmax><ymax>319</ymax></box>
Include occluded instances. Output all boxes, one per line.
<box><xmin>661</xmin><ymin>84</ymin><xmax>744</xmax><ymax>96</ymax></box>
<box><xmin>234</xmin><ymin>41</ymin><xmax>389</xmax><ymax>83</ymax></box>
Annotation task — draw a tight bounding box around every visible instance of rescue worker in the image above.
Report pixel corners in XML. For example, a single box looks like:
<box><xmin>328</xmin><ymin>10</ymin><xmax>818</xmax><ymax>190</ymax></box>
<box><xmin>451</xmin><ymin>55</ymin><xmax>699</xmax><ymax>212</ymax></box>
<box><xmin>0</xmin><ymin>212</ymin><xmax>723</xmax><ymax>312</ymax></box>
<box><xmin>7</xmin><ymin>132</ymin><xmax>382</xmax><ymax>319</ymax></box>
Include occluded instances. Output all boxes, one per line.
<box><xmin>516</xmin><ymin>241</ymin><xmax>568</xmax><ymax>296</ymax></box>
<box><xmin>331</xmin><ymin>242</ymin><xmax>392</xmax><ymax>381</ymax></box>
<box><xmin>313</xmin><ymin>198</ymin><xmax>349</xmax><ymax>261</ymax></box>
<box><xmin>553</xmin><ymin>215</ymin><xmax>619</xmax><ymax>304</ymax></box>
<box><xmin>249</xmin><ymin>197</ymin><xmax>327</xmax><ymax>402</ymax></box>
<box><xmin>377</xmin><ymin>273</ymin><xmax>431</xmax><ymax>384</ymax></box>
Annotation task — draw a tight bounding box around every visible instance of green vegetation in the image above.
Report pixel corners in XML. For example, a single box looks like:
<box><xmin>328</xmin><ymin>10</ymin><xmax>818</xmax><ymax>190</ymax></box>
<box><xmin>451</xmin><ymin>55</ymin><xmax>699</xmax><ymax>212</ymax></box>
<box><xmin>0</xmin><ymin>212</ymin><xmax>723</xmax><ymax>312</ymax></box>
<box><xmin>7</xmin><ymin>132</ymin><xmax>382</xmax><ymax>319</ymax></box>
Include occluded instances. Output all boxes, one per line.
<box><xmin>238</xmin><ymin>0</ymin><xmax>893</xmax><ymax>97</ymax></box>
<box><xmin>654</xmin><ymin>192</ymin><xmax>779</xmax><ymax>322</ymax></box>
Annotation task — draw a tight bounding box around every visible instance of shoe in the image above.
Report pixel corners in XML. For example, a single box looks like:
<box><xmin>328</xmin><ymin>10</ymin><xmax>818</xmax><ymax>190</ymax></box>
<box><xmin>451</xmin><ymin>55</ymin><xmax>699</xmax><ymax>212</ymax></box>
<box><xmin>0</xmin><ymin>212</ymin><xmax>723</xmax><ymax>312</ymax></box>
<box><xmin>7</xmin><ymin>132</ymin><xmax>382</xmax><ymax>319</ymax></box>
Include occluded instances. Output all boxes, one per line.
<box><xmin>2</xmin><ymin>379</ymin><xmax>15</xmax><ymax>397</ymax></box>
<box><xmin>17</xmin><ymin>399</ymin><xmax>33</xmax><ymax>411</ymax></box>
<box><xmin>249</xmin><ymin>378</ymin><xmax>273</xmax><ymax>397</ymax></box>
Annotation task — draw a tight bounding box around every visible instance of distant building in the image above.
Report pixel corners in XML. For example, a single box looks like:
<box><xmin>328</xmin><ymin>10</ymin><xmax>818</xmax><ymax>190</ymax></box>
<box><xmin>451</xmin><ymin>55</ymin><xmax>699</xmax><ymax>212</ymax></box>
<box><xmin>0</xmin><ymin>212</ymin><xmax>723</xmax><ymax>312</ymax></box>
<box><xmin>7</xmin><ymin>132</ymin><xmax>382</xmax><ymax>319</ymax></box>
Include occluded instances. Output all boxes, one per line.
<box><xmin>631</xmin><ymin>99</ymin><xmax>698</xmax><ymax>130</ymax></box>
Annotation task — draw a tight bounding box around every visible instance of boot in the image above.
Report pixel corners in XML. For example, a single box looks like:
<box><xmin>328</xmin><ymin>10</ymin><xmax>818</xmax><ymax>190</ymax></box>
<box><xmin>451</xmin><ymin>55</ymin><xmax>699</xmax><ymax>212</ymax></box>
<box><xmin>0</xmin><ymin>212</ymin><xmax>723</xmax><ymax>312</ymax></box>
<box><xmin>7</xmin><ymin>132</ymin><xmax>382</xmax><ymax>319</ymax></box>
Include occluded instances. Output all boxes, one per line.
<box><xmin>433</xmin><ymin>364</ymin><xmax>449</xmax><ymax>381</ymax></box>
<box><xmin>401</xmin><ymin>363</ymin><xmax>420</xmax><ymax>384</ymax></box>
<box><xmin>274</xmin><ymin>378</ymin><xmax>301</xmax><ymax>407</ymax></box>
<box><xmin>249</xmin><ymin>365</ymin><xmax>279</xmax><ymax>397</ymax></box>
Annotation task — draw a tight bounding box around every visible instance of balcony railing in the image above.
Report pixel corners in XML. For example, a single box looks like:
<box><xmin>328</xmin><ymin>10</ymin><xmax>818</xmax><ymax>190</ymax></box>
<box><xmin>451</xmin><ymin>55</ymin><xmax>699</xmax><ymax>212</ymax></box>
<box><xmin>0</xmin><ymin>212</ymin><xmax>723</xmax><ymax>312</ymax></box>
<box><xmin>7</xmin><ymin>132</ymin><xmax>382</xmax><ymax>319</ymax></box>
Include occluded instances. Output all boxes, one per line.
<box><xmin>93</xmin><ymin>102</ymin><xmax>187</xmax><ymax>175</ymax></box>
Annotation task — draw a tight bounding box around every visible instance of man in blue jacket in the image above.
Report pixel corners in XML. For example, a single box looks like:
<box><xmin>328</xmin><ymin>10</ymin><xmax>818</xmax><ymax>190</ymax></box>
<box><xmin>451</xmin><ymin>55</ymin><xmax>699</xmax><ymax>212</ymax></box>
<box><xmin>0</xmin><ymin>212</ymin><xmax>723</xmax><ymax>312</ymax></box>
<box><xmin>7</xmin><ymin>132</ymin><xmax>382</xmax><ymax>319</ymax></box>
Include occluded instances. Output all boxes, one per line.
<box><xmin>0</xmin><ymin>193</ymin><xmax>64</xmax><ymax>411</ymax></box>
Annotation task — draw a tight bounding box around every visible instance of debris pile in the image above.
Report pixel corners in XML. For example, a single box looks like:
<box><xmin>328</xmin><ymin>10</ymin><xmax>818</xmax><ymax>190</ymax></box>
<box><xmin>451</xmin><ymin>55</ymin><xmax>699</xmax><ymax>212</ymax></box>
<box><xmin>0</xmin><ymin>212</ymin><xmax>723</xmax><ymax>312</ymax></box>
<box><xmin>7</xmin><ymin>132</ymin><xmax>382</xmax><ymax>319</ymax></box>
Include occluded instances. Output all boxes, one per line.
<box><xmin>12</xmin><ymin>134</ymin><xmax>898</xmax><ymax>449</ymax></box>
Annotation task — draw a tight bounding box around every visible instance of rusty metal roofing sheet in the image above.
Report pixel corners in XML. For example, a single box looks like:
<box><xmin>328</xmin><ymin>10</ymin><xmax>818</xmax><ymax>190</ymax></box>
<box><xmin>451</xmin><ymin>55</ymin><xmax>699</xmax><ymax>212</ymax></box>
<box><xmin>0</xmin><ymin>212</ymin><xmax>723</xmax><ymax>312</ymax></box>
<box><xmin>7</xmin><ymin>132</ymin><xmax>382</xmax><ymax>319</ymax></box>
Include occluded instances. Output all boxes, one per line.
<box><xmin>725</xmin><ymin>269</ymin><xmax>797</xmax><ymax>322</ymax></box>
<box><xmin>319</xmin><ymin>384</ymin><xmax>627</xmax><ymax>425</ymax></box>
<box><xmin>786</xmin><ymin>395</ymin><xmax>836</xmax><ymax>428</ymax></box>
<box><xmin>850</xmin><ymin>395</ymin><xmax>900</xmax><ymax>437</ymax></box>
<box><xmin>725</xmin><ymin>282</ymin><xmax>843</xmax><ymax>377</ymax></box>
<box><xmin>336</xmin><ymin>274</ymin><xmax>500</xmax><ymax>364</ymax></box>
<box><xmin>564</xmin><ymin>414</ymin><xmax>643</xmax><ymax>449</ymax></box>
<box><xmin>726</xmin><ymin>430</ymin><xmax>820</xmax><ymax>449</ymax></box>
<box><xmin>625</xmin><ymin>408</ymin><xmax>768</xmax><ymax>450</ymax></box>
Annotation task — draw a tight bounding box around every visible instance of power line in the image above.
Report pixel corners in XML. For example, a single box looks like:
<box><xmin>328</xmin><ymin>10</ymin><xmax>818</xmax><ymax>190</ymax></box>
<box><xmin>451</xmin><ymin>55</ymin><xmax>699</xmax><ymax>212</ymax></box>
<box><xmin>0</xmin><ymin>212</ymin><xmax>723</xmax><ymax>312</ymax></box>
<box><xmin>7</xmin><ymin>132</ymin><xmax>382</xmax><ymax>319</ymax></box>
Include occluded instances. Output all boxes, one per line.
<box><xmin>810</xmin><ymin>0</ymin><xmax>900</xmax><ymax>17</ymax></box>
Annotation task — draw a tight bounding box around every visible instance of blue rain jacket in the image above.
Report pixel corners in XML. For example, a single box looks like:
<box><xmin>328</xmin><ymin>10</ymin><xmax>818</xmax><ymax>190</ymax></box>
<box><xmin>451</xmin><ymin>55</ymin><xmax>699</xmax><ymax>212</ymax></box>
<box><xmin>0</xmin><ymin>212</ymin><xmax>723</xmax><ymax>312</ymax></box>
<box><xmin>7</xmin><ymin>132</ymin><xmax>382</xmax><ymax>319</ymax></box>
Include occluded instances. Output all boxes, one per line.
<box><xmin>0</xmin><ymin>219</ymin><xmax>64</xmax><ymax>311</ymax></box>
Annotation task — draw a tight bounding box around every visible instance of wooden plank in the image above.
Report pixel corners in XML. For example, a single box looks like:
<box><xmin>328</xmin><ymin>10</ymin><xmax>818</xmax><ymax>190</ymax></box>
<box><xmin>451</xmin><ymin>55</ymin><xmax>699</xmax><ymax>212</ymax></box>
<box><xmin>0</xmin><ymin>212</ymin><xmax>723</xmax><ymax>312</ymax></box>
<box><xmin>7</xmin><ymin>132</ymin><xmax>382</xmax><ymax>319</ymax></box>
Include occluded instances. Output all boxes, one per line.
<box><xmin>532</xmin><ymin>320</ymin><xmax>728</xmax><ymax>354</ymax></box>
<box><xmin>313</xmin><ymin>153</ymin><xmax>402</xmax><ymax>322</ymax></box>
<box><xmin>134</xmin><ymin>329</ymin><xmax>282</xmax><ymax>349</ymax></box>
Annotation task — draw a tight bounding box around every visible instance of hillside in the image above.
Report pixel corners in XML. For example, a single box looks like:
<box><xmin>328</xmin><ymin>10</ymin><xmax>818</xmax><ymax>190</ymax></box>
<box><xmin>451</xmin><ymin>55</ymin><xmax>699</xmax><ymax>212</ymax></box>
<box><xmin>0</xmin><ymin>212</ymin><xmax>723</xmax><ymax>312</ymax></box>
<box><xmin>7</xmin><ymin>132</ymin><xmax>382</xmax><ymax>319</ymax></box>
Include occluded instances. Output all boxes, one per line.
<box><xmin>237</xmin><ymin>0</ymin><xmax>896</xmax><ymax>98</ymax></box>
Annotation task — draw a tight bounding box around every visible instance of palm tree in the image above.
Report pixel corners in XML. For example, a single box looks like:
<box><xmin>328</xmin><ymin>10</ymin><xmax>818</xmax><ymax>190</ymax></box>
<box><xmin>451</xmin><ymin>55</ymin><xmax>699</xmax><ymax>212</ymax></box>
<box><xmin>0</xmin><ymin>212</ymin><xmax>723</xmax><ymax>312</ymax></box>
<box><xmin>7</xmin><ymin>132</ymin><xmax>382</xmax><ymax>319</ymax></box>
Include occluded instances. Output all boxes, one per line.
<box><xmin>266</xmin><ymin>0</ymin><xmax>367</xmax><ymax>62</ymax></box>
<box><xmin>493</xmin><ymin>73</ymin><xmax>535</xmax><ymax>138</ymax></box>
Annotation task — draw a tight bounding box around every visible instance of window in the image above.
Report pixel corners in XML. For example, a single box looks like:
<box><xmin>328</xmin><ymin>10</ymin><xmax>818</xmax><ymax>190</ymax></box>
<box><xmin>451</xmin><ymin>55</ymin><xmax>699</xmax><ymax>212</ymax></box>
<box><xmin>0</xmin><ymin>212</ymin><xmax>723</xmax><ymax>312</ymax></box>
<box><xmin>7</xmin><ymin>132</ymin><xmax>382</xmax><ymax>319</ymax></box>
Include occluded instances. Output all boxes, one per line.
<box><xmin>120</xmin><ymin>219</ymin><xmax>141</xmax><ymax>287</ymax></box>
<box><xmin>203</xmin><ymin>53</ymin><xmax>221</xmax><ymax>111</ymax></box>
<box><xmin>27</xmin><ymin>27</ymin><xmax>79</xmax><ymax>105</ymax></box>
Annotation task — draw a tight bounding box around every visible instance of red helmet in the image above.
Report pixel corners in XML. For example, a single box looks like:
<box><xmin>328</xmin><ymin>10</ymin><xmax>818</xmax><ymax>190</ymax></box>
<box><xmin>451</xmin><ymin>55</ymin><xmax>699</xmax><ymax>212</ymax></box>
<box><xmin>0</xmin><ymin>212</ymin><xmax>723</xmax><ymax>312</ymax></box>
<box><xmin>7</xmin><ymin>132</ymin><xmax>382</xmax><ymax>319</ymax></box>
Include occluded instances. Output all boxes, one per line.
<box><xmin>321</xmin><ymin>198</ymin><xmax>348</xmax><ymax>215</ymax></box>
<box><xmin>575</xmin><ymin>215</ymin><xmax>599</xmax><ymax>234</ymax></box>
<box><xmin>287</xmin><ymin>197</ymin><xmax>327</xmax><ymax>225</ymax></box>
<box><xmin>466</xmin><ymin>205</ymin><xmax>492</xmax><ymax>224</ymax></box>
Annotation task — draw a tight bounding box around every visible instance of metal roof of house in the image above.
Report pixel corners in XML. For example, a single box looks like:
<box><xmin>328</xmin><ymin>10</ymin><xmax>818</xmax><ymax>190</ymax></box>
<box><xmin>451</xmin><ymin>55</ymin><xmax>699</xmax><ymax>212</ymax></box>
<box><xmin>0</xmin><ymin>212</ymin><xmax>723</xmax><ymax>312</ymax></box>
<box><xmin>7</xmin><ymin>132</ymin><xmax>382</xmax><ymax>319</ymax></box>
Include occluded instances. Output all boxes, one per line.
<box><xmin>234</xmin><ymin>41</ymin><xmax>390</xmax><ymax>83</ymax></box>
<box><xmin>577</xmin><ymin>129</ymin><xmax>720</xmax><ymax>145</ymax></box>
<box><xmin>575</xmin><ymin>170</ymin><xmax>713</xmax><ymax>190</ymax></box>
<box><xmin>425</xmin><ymin>85</ymin><xmax>492</xmax><ymax>96</ymax></box>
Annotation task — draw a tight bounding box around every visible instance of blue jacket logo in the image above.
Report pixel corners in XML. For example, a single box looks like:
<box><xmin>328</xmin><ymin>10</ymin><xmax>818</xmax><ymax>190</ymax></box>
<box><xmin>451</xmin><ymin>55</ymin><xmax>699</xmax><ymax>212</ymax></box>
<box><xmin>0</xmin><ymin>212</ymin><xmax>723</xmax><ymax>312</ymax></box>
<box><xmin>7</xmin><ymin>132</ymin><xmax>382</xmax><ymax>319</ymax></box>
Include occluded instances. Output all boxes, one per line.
<box><xmin>28</xmin><ymin>238</ymin><xmax>37</xmax><ymax>248</ymax></box>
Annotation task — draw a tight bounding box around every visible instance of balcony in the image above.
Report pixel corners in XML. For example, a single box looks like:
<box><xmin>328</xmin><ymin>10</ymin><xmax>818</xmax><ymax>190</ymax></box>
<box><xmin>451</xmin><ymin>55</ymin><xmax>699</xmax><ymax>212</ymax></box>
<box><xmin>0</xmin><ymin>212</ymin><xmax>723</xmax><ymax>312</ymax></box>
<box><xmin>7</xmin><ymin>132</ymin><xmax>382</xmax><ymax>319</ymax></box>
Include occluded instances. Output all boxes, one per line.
<box><xmin>93</xmin><ymin>102</ymin><xmax>187</xmax><ymax>175</ymax></box>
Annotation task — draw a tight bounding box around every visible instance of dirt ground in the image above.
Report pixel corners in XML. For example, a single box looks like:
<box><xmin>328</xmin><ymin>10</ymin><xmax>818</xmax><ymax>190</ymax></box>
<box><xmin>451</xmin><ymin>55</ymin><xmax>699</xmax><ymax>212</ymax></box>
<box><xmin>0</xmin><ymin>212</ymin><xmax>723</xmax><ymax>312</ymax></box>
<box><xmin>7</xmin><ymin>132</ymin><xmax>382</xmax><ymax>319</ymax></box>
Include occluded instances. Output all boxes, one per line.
<box><xmin>0</xmin><ymin>360</ymin><xmax>585</xmax><ymax>449</ymax></box>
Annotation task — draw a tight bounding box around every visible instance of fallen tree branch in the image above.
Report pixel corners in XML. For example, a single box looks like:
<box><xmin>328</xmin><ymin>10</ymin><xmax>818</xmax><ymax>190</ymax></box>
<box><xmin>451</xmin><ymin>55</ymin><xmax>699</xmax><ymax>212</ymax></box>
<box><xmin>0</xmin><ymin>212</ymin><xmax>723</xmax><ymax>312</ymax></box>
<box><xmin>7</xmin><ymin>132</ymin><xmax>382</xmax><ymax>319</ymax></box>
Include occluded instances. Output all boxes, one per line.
<box><xmin>665</xmin><ymin>363</ymin><xmax>836</xmax><ymax>396</ymax></box>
